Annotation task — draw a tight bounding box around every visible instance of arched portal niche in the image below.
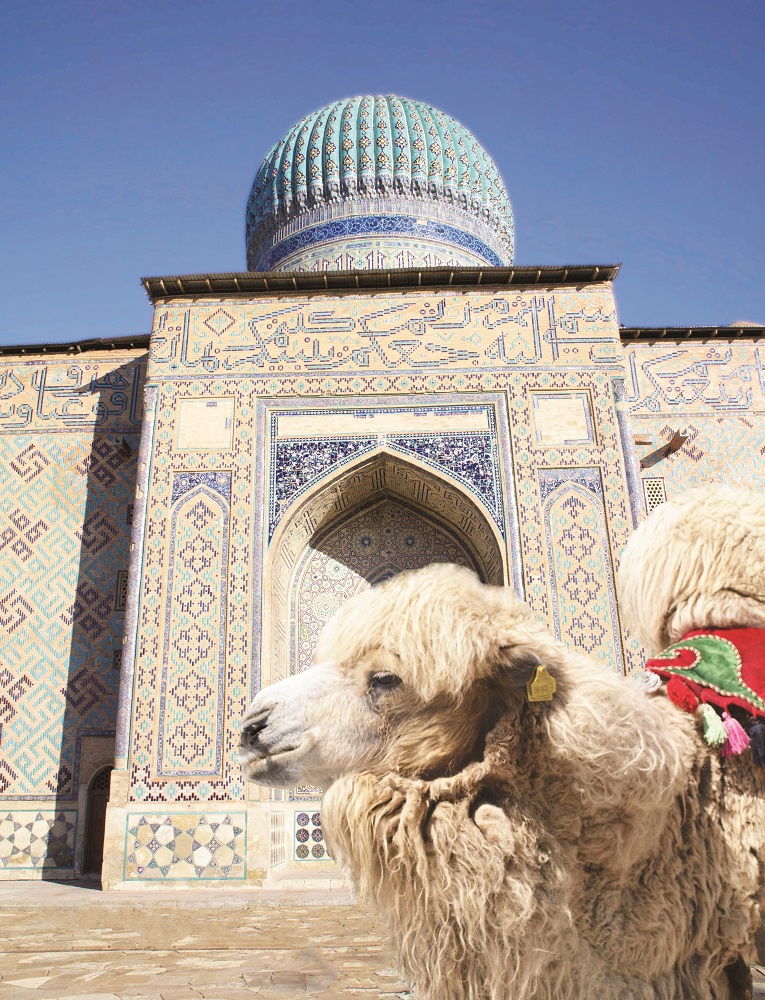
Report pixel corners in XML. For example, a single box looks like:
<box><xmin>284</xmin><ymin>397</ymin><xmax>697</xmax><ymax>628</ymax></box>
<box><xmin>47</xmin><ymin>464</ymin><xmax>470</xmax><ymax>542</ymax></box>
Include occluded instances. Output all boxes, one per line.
<box><xmin>293</xmin><ymin>497</ymin><xmax>482</xmax><ymax>674</ymax></box>
<box><xmin>264</xmin><ymin>450</ymin><xmax>505</xmax><ymax>689</ymax></box>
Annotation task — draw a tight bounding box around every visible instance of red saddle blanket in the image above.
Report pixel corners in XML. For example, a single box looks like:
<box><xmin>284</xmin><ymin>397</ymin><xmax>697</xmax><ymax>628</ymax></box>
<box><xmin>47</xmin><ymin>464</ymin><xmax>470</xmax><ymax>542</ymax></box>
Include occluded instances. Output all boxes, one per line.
<box><xmin>645</xmin><ymin>627</ymin><xmax>765</xmax><ymax>719</ymax></box>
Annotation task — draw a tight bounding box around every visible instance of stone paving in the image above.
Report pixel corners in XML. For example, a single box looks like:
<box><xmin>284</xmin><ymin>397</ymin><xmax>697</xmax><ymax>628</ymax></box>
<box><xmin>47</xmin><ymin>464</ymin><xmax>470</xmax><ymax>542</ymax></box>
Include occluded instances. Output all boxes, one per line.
<box><xmin>1</xmin><ymin>881</ymin><xmax>764</xmax><ymax>999</ymax></box>
<box><xmin>0</xmin><ymin>881</ymin><xmax>410</xmax><ymax>1000</ymax></box>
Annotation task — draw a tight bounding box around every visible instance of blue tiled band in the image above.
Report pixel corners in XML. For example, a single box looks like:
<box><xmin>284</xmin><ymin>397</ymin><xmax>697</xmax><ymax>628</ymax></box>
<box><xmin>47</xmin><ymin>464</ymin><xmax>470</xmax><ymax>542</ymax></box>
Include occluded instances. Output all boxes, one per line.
<box><xmin>255</xmin><ymin>215</ymin><xmax>505</xmax><ymax>271</ymax></box>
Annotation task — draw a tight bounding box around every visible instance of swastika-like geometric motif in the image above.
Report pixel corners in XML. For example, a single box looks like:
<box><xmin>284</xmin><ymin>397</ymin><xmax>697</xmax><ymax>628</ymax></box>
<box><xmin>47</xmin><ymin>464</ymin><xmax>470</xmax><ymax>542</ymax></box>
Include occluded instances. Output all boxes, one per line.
<box><xmin>8</xmin><ymin>443</ymin><xmax>51</xmax><ymax>481</ymax></box>
<box><xmin>124</xmin><ymin>813</ymin><xmax>245</xmax><ymax>879</ymax></box>
<box><xmin>540</xmin><ymin>468</ymin><xmax>623</xmax><ymax>673</ymax></box>
<box><xmin>158</xmin><ymin>480</ymin><xmax>230</xmax><ymax>776</ymax></box>
<box><xmin>294</xmin><ymin>810</ymin><xmax>326</xmax><ymax>861</ymax></box>
<box><xmin>0</xmin><ymin>811</ymin><xmax>77</xmax><ymax>869</ymax></box>
<box><xmin>0</xmin><ymin>355</ymin><xmax>145</xmax><ymax>801</ymax></box>
<box><xmin>292</xmin><ymin>498</ymin><xmax>478</xmax><ymax>674</ymax></box>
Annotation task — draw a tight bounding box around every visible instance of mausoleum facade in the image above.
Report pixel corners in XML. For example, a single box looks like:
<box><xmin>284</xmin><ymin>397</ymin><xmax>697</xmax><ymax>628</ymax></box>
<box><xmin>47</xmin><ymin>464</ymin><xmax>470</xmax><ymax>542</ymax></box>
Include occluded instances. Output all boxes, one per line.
<box><xmin>0</xmin><ymin>96</ymin><xmax>762</xmax><ymax>887</ymax></box>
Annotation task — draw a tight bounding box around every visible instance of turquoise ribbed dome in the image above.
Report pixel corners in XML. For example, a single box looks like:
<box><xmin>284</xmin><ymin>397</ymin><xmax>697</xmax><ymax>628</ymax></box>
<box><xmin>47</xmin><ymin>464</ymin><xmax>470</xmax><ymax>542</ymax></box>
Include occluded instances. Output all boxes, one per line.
<box><xmin>246</xmin><ymin>95</ymin><xmax>514</xmax><ymax>272</ymax></box>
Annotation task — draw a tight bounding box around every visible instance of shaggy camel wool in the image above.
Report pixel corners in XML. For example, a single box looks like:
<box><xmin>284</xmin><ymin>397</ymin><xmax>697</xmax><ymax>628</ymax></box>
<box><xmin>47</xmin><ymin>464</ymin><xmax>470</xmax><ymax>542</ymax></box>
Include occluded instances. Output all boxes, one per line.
<box><xmin>311</xmin><ymin>565</ymin><xmax>765</xmax><ymax>1000</ymax></box>
<box><xmin>617</xmin><ymin>485</ymin><xmax>765</xmax><ymax>656</ymax></box>
<box><xmin>242</xmin><ymin>493</ymin><xmax>765</xmax><ymax>1000</ymax></box>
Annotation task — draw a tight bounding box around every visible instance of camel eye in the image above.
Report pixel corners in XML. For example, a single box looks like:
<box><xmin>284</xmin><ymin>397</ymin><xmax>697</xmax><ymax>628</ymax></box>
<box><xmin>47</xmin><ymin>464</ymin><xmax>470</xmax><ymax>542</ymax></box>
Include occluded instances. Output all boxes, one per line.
<box><xmin>370</xmin><ymin>672</ymin><xmax>402</xmax><ymax>691</ymax></box>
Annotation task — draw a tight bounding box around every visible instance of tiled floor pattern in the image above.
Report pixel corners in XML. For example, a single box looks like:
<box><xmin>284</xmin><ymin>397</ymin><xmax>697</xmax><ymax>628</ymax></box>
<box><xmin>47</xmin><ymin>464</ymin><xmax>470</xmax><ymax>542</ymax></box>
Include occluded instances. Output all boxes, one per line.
<box><xmin>0</xmin><ymin>881</ymin><xmax>410</xmax><ymax>1000</ymax></box>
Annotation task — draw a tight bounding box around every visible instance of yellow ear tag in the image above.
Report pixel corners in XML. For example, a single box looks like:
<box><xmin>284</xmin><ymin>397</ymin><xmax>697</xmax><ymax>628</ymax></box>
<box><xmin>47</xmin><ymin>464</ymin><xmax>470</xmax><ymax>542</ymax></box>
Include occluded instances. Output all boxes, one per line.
<box><xmin>526</xmin><ymin>665</ymin><xmax>556</xmax><ymax>703</ymax></box>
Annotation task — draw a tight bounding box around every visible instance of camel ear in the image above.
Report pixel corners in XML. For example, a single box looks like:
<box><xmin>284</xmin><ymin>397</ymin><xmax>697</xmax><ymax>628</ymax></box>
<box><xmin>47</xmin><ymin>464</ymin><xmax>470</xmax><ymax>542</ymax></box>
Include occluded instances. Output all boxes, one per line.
<box><xmin>499</xmin><ymin>647</ymin><xmax>561</xmax><ymax>705</ymax></box>
<box><xmin>496</xmin><ymin>647</ymin><xmax>543</xmax><ymax>690</ymax></box>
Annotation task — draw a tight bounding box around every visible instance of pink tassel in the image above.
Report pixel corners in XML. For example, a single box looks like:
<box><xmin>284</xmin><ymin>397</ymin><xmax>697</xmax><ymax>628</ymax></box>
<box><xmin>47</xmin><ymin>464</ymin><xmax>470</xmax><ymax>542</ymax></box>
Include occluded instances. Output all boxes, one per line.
<box><xmin>721</xmin><ymin>712</ymin><xmax>751</xmax><ymax>757</ymax></box>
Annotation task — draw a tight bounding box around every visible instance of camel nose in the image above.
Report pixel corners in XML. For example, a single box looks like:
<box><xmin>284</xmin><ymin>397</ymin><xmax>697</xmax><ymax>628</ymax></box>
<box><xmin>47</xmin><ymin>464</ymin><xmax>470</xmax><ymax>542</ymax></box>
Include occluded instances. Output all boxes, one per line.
<box><xmin>241</xmin><ymin>716</ymin><xmax>268</xmax><ymax>749</ymax></box>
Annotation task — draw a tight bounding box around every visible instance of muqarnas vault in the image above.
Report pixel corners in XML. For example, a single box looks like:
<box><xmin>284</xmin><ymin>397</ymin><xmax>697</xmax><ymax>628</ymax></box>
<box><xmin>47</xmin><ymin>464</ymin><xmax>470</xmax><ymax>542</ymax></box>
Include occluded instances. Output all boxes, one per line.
<box><xmin>0</xmin><ymin>94</ymin><xmax>762</xmax><ymax>887</ymax></box>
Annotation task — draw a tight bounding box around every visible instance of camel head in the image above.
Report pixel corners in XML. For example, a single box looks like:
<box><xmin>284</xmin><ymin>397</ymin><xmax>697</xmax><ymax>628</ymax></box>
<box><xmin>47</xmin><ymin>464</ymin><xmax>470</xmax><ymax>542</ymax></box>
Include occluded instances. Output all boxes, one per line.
<box><xmin>240</xmin><ymin>563</ymin><xmax>558</xmax><ymax>789</ymax></box>
<box><xmin>618</xmin><ymin>484</ymin><xmax>765</xmax><ymax>654</ymax></box>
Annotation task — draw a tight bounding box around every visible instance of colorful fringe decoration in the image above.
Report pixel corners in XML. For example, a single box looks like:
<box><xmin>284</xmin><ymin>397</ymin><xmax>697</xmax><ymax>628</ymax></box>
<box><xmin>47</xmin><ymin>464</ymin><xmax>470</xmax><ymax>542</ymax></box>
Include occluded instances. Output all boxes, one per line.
<box><xmin>646</xmin><ymin>628</ymin><xmax>765</xmax><ymax>763</ymax></box>
<box><xmin>700</xmin><ymin>704</ymin><xmax>727</xmax><ymax>747</ymax></box>
<box><xmin>720</xmin><ymin>712</ymin><xmax>750</xmax><ymax>757</ymax></box>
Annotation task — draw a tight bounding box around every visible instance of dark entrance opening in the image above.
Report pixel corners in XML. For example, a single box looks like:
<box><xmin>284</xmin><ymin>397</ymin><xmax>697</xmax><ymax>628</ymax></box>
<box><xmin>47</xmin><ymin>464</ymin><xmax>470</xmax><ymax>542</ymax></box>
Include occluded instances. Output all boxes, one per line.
<box><xmin>83</xmin><ymin>766</ymin><xmax>112</xmax><ymax>875</ymax></box>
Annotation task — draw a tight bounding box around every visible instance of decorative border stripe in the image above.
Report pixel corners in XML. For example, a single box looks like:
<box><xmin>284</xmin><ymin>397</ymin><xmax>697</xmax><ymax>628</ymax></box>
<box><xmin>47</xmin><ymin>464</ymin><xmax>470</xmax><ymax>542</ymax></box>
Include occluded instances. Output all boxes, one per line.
<box><xmin>157</xmin><ymin>476</ymin><xmax>231</xmax><ymax>776</ymax></box>
<box><xmin>257</xmin><ymin>215</ymin><xmax>505</xmax><ymax>272</ymax></box>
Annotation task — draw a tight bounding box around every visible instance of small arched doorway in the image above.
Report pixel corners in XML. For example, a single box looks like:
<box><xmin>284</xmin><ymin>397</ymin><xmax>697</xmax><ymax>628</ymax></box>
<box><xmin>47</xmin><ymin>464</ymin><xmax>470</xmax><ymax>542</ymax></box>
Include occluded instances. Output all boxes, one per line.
<box><xmin>83</xmin><ymin>766</ymin><xmax>112</xmax><ymax>875</ymax></box>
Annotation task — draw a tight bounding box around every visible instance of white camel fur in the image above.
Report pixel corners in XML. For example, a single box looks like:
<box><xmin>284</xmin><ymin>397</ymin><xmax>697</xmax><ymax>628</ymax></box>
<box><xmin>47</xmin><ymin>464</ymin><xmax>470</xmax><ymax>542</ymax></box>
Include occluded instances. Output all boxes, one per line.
<box><xmin>240</xmin><ymin>488</ymin><xmax>765</xmax><ymax>999</ymax></box>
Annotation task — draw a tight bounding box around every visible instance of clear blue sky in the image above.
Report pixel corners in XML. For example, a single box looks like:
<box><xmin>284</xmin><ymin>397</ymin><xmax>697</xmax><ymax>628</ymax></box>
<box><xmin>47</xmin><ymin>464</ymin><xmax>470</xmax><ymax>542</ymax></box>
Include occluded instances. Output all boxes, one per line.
<box><xmin>1</xmin><ymin>0</ymin><xmax>763</xmax><ymax>345</ymax></box>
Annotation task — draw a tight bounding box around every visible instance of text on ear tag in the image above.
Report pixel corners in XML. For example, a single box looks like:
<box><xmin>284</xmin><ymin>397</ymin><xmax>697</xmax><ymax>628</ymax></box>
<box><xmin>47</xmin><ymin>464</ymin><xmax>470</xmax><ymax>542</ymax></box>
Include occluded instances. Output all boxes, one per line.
<box><xmin>527</xmin><ymin>665</ymin><xmax>556</xmax><ymax>703</ymax></box>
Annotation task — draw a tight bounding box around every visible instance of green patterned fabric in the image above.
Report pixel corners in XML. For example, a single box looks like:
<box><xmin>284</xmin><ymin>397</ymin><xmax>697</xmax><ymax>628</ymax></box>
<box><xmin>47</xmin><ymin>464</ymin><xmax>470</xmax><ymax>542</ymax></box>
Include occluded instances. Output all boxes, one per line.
<box><xmin>652</xmin><ymin>635</ymin><xmax>765</xmax><ymax>713</ymax></box>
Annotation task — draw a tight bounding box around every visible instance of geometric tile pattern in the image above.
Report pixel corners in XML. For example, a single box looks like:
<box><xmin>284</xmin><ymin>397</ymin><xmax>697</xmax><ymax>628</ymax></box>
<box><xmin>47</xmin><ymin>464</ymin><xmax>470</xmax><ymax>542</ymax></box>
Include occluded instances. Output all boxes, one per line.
<box><xmin>129</xmin><ymin>285</ymin><xmax>632</xmax><ymax>814</ymax></box>
<box><xmin>246</xmin><ymin>95</ymin><xmax>513</xmax><ymax>270</ymax></box>
<box><xmin>540</xmin><ymin>468</ymin><xmax>623</xmax><ymax>673</ymax></box>
<box><xmin>270</xmin><ymin>436</ymin><xmax>376</xmax><ymax>536</ymax></box>
<box><xmin>268</xmin><ymin>233</ymin><xmax>494</xmax><ymax>274</ymax></box>
<box><xmin>388</xmin><ymin>430</ymin><xmax>503</xmax><ymax>530</ymax></box>
<box><xmin>625</xmin><ymin>343</ymin><xmax>765</xmax><ymax>497</ymax></box>
<box><xmin>124</xmin><ymin>813</ymin><xmax>245</xmax><ymax>879</ymax></box>
<box><xmin>505</xmin><ymin>371</ymin><xmax>633</xmax><ymax>666</ymax></box>
<box><xmin>171</xmin><ymin>470</ymin><xmax>232</xmax><ymax>504</ymax></box>
<box><xmin>294</xmin><ymin>811</ymin><xmax>326</xmax><ymax>861</ymax></box>
<box><xmin>0</xmin><ymin>810</ymin><xmax>77</xmax><ymax>869</ymax></box>
<box><xmin>0</xmin><ymin>355</ymin><xmax>145</xmax><ymax>800</ymax></box>
<box><xmin>157</xmin><ymin>479</ymin><xmax>230</xmax><ymax>776</ymax></box>
<box><xmin>270</xmin><ymin>422</ymin><xmax>503</xmax><ymax>536</ymax></box>
<box><xmin>641</xmin><ymin>415</ymin><xmax>765</xmax><ymax>496</ymax></box>
<box><xmin>289</xmin><ymin>784</ymin><xmax>323</xmax><ymax>804</ymax></box>
<box><xmin>128</xmin><ymin>381</ymin><xmax>252</xmax><ymax>804</ymax></box>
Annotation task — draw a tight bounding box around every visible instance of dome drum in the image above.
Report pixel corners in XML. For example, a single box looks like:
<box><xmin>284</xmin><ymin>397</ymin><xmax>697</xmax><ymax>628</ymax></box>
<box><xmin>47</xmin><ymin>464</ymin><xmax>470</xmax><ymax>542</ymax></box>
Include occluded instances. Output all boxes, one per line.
<box><xmin>248</xmin><ymin>194</ymin><xmax>510</xmax><ymax>272</ymax></box>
